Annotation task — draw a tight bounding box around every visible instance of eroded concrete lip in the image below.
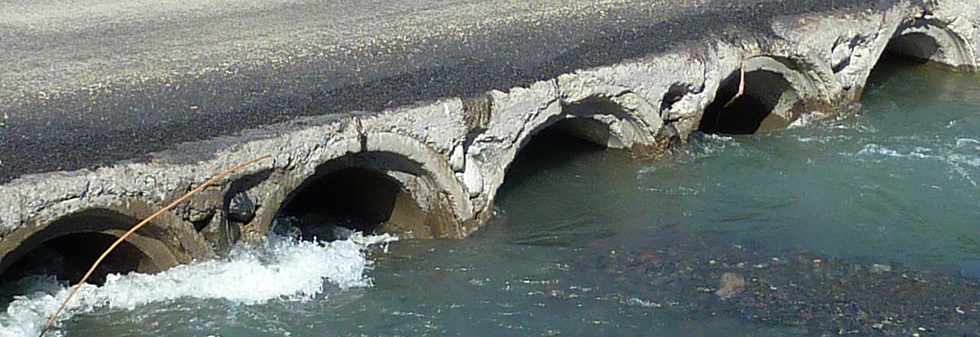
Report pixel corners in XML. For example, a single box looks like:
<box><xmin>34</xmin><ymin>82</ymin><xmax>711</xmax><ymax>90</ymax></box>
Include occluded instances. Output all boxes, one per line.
<box><xmin>0</xmin><ymin>0</ymin><xmax>976</xmax><ymax>276</ymax></box>
<box><xmin>0</xmin><ymin>201</ymin><xmax>207</xmax><ymax>282</ymax></box>
<box><xmin>888</xmin><ymin>16</ymin><xmax>978</xmax><ymax>71</ymax></box>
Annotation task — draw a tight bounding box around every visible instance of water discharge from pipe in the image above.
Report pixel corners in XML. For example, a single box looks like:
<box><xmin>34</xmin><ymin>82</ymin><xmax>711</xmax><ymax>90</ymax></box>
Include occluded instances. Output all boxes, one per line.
<box><xmin>38</xmin><ymin>155</ymin><xmax>272</xmax><ymax>337</ymax></box>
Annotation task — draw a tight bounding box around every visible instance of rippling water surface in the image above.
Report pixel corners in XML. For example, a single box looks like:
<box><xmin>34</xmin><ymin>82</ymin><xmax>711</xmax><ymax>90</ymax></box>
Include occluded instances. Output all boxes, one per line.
<box><xmin>3</xmin><ymin>59</ymin><xmax>979</xmax><ymax>336</ymax></box>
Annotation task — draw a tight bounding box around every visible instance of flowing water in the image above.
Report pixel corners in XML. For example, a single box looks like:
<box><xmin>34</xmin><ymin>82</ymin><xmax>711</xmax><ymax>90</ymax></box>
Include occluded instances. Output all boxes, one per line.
<box><xmin>2</xmin><ymin>59</ymin><xmax>980</xmax><ymax>336</ymax></box>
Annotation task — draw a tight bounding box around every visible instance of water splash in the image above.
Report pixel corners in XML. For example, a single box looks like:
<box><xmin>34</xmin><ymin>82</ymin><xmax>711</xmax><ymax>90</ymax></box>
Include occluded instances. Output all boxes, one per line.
<box><xmin>855</xmin><ymin>143</ymin><xmax>979</xmax><ymax>187</ymax></box>
<box><xmin>0</xmin><ymin>233</ymin><xmax>396</xmax><ymax>337</ymax></box>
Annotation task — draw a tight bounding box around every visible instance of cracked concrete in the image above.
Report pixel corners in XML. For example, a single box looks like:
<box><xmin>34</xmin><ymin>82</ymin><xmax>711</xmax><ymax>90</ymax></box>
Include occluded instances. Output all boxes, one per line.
<box><xmin>0</xmin><ymin>0</ymin><xmax>978</xmax><ymax>277</ymax></box>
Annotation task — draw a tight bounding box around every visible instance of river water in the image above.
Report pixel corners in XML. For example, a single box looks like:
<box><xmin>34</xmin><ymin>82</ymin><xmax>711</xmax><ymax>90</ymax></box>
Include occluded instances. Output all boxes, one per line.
<box><xmin>2</xmin><ymin>59</ymin><xmax>979</xmax><ymax>336</ymax></box>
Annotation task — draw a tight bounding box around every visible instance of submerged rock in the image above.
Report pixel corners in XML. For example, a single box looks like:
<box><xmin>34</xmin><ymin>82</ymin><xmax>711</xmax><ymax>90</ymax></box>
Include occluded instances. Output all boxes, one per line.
<box><xmin>715</xmin><ymin>272</ymin><xmax>746</xmax><ymax>300</ymax></box>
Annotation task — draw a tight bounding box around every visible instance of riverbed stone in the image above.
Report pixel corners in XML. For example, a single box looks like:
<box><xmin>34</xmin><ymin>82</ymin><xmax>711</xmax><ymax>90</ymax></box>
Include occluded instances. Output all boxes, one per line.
<box><xmin>715</xmin><ymin>272</ymin><xmax>747</xmax><ymax>300</ymax></box>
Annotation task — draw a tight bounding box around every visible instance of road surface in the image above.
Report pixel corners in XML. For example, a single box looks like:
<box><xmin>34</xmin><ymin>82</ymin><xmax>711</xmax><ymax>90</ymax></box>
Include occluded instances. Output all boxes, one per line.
<box><xmin>0</xmin><ymin>0</ymin><xmax>863</xmax><ymax>182</ymax></box>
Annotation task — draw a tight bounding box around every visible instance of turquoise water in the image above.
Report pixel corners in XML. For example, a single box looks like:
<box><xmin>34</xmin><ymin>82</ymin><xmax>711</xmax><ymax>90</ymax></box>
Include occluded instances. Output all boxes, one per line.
<box><xmin>3</xmin><ymin>60</ymin><xmax>979</xmax><ymax>336</ymax></box>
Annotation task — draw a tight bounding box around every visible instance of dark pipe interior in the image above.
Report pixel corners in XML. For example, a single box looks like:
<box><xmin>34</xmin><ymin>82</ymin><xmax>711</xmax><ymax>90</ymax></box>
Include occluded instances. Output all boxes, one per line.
<box><xmin>278</xmin><ymin>164</ymin><xmax>425</xmax><ymax>241</ymax></box>
<box><xmin>866</xmin><ymin>32</ymin><xmax>944</xmax><ymax>89</ymax></box>
<box><xmin>502</xmin><ymin>119</ymin><xmax>609</xmax><ymax>191</ymax></box>
<box><xmin>699</xmin><ymin>70</ymin><xmax>792</xmax><ymax>135</ymax></box>
<box><xmin>1</xmin><ymin>232</ymin><xmax>150</xmax><ymax>286</ymax></box>
<box><xmin>560</xmin><ymin>100</ymin><xmax>630</xmax><ymax>148</ymax></box>
<box><xmin>883</xmin><ymin>32</ymin><xmax>940</xmax><ymax>64</ymax></box>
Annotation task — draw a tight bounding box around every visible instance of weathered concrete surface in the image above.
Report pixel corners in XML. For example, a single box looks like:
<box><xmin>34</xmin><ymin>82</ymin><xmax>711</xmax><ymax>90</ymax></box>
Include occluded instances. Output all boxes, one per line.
<box><xmin>0</xmin><ymin>0</ymin><xmax>978</xmax><ymax>276</ymax></box>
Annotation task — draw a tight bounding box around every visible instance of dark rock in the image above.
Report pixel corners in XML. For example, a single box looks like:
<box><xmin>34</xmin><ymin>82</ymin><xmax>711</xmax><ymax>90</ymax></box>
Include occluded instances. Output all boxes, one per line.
<box><xmin>227</xmin><ymin>192</ymin><xmax>255</xmax><ymax>223</ymax></box>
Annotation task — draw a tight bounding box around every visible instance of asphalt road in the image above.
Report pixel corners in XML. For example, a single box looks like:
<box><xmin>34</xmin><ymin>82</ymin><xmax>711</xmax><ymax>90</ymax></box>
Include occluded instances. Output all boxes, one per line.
<box><xmin>0</xmin><ymin>0</ymin><xmax>877</xmax><ymax>182</ymax></box>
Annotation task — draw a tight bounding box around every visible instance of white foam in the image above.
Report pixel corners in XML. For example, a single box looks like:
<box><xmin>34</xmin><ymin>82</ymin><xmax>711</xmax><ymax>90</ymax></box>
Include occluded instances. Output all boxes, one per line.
<box><xmin>956</xmin><ymin>138</ymin><xmax>980</xmax><ymax>149</ymax></box>
<box><xmin>856</xmin><ymin>144</ymin><xmax>939</xmax><ymax>160</ymax></box>
<box><xmin>788</xmin><ymin>112</ymin><xmax>822</xmax><ymax>128</ymax></box>
<box><xmin>701</xmin><ymin>134</ymin><xmax>734</xmax><ymax>142</ymax></box>
<box><xmin>856</xmin><ymin>144</ymin><xmax>905</xmax><ymax>158</ymax></box>
<box><xmin>686</xmin><ymin>133</ymin><xmax>741</xmax><ymax>158</ymax></box>
<box><xmin>855</xmin><ymin>143</ymin><xmax>979</xmax><ymax>186</ymax></box>
<box><xmin>796</xmin><ymin>134</ymin><xmax>852</xmax><ymax>144</ymax></box>
<box><xmin>857</xmin><ymin>143</ymin><xmax>980</xmax><ymax>165</ymax></box>
<box><xmin>0</xmin><ymin>233</ymin><xmax>396</xmax><ymax>337</ymax></box>
<box><xmin>624</xmin><ymin>297</ymin><xmax>662</xmax><ymax>308</ymax></box>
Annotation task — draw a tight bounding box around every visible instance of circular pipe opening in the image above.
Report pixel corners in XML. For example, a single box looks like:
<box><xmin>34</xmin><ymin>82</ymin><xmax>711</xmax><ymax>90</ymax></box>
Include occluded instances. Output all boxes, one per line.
<box><xmin>698</xmin><ymin>69</ymin><xmax>798</xmax><ymax>135</ymax></box>
<box><xmin>0</xmin><ymin>209</ymin><xmax>180</xmax><ymax>291</ymax></box>
<box><xmin>884</xmin><ymin>32</ymin><xmax>940</xmax><ymax>64</ymax></box>
<box><xmin>878</xmin><ymin>20</ymin><xmax>975</xmax><ymax>70</ymax></box>
<box><xmin>275</xmin><ymin>152</ymin><xmax>429</xmax><ymax>241</ymax></box>
<box><xmin>1</xmin><ymin>232</ymin><xmax>154</xmax><ymax>286</ymax></box>
<box><xmin>502</xmin><ymin>118</ymin><xmax>610</xmax><ymax>189</ymax></box>
<box><xmin>869</xmin><ymin>29</ymin><xmax>955</xmax><ymax>88</ymax></box>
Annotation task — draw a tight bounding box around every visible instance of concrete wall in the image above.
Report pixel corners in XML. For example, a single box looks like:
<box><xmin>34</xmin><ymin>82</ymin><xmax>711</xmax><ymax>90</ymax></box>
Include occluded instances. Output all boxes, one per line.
<box><xmin>0</xmin><ymin>0</ymin><xmax>978</xmax><ymax>277</ymax></box>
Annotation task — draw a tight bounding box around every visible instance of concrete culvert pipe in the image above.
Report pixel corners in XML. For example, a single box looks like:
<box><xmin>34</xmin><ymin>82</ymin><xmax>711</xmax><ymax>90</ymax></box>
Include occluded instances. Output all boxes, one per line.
<box><xmin>884</xmin><ymin>19</ymin><xmax>976</xmax><ymax>70</ymax></box>
<box><xmin>0</xmin><ymin>209</ymin><xmax>181</xmax><ymax>286</ymax></box>
<box><xmin>497</xmin><ymin>118</ymin><xmax>611</xmax><ymax>191</ymax></box>
<box><xmin>274</xmin><ymin>151</ymin><xmax>451</xmax><ymax>241</ymax></box>
<box><xmin>698</xmin><ymin>68</ymin><xmax>801</xmax><ymax>135</ymax></box>
<box><xmin>886</xmin><ymin>32</ymin><xmax>943</xmax><ymax>63</ymax></box>
<box><xmin>509</xmin><ymin>117</ymin><xmax>614</xmax><ymax>171</ymax></box>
